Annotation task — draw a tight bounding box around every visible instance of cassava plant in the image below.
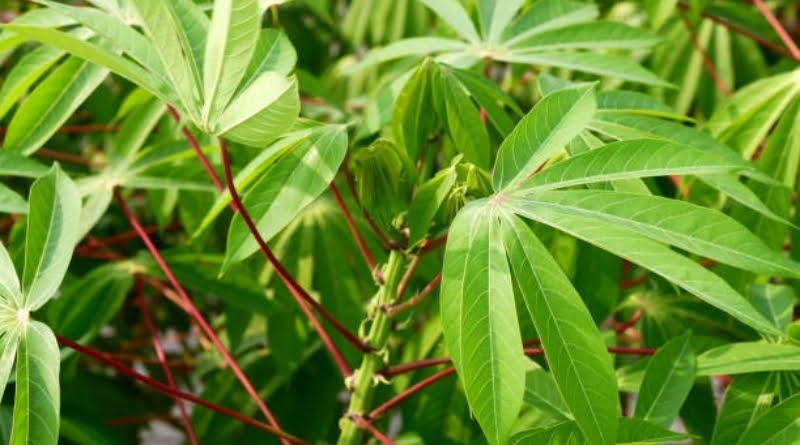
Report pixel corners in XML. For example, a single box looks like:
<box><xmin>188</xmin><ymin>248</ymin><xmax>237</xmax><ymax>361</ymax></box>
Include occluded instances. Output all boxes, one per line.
<box><xmin>0</xmin><ymin>0</ymin><xmax>799</xmax><ymax>444</ymax></box>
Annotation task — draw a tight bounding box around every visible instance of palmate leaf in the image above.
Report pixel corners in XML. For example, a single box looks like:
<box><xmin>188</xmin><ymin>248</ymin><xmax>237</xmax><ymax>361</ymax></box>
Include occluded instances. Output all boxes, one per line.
<box><xmin>736</xmin><ymin>392</ymin><xmax>800</xmax><ymax>445</ymax></box>
<box><xmin>2</xmin><ymin>56</ymin><xmax>107</xmax><ymax>155</ymax></box>
<box><xmin>509</xmin><ymin>203</ymin><xmax>779</xmax><ymax>335</ymax></box>
<box><xmin>440</xmin><ymin>201</ymin><xmax>525</xmax><ymax>445</ymax></box>
<box><xmin>511</xmin><ymin>190</ymin><xmax>800</xmax><ymax>278</ymax></box>
<box><xmin>711</xmin><ymin>373</ymin><xmax>776</xmax><ymax>445</ymax></box>
<box><xmin>513</xmin><ymin>22</ymin><xmax>660</xmax><ymax>51</ymax></box>
<box><xmin>501</xmin><ymin>0</ymin><xmax>598</xmax><ymax>46</ymax></box>
<box><xmin>0</xmin><ymin>24</ymin><xmax>176</xmax><ymax>105</ymax></box>
<box><xmin>0</xmin><ymin>241</ymin><xmax>19</xmax><ymax>303</ymax></box>
<box><xmin>215</xmin><ymin>72</ymin><xmax>299</xmax><ymax>147</ymax></box>
<box><xmin>634</xmin><ymin>333</ymin><xmax>695</xmax><ymax>428</ymax></box>
<box><xmin>127</xmin><ymin>0</ymin><xmax>201</xmax><ymax>118</ymax></box>
<box><xmin>0</xmin><ymin>185</ymin><xmax>26</xmax><ymax>215</ymax></box>
<box><xmin>501</xmin><ymin>213</ymin><xmax>618</xmax><ymax>445</ymax></box>
<box><xmin>697</xmin><ymin>343</ymin><xmax>800</xmax><ymax>376</ymax></box>
<box><xmin>417</xmin><ymin>0</ymin><xmax>480</xmax><ymax>43</ymax></box>
<box><xmin>498</xmin><ymin>52</ymin><xmax>671</xmax><ymax>88</ymax></box>
<box><xmin>493</xmin><ymin>84</ymin><xmax>596</xmax><ymax>191</ymax></box>
<box><xmin>202</xmin><ymin>0</ymin><xmax>260</xmax><ymax>126</ymax></box>
<box><xmin>519</xmin><ymin>139</ymin><xmax>741</xmax><ymax>191</ymax></box>
<box><xmin>22</xmin><ymin>165</ymin><xmax>80</xmax><ymax>310</ymax></box>
<box><xmin>477</xmin><ymin>0</ymin><xmax>524</xmax><ymax>44</ymax></box>
<box><xmin>9</xmin><ymin>321</ymin><xmax>60</xmax><ymax>445</ymax></box>
<box><xmin>224</xmin><ymin>125</ymin><xmax>347</xmax><ymax>268</ymax></box>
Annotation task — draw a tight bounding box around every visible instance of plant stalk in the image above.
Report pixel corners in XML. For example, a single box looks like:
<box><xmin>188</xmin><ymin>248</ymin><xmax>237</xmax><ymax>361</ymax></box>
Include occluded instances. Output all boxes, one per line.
<box><xmin>337</xmin><ymin>250</ymin><xmax>406</xmax><ymax>445</ymax></box>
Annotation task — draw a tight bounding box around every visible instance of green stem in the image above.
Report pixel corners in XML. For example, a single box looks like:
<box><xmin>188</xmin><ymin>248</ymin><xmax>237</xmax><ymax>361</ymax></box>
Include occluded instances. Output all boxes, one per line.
<box><xmin>337</xmin><ymin>250</ymin><xmax>406</xmax><ymax>445</ymax></box>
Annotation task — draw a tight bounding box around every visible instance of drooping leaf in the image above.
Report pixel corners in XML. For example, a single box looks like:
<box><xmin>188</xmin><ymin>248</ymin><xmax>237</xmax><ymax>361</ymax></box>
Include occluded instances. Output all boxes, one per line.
<box><xmin>9</xmin><ymin>321</ymin><xmax>60</xmax><ymax>445</ymax></box>
<box><xmin>512</xmin><ymin>190</ymin><xmax>800</xmax><ymax>277</ymax></box>
<box><xmin>697</xmin><ymin>343</ymin><xmax>800</xmax><ymax>376</ymax></box>
<box><xmin>519</xmin><ymin>139</ymin><xmax>741</xmax><ymax>191</ymax></box>
<box><xmin>224</xmin><ymin>125</ymin><xmax>347</xmax><ymax>268</ymax></box>
<box><xmin>21</xmin><ymin>165</ymin><xmax>81</xmax><ymax>310</ymax></box>
<box><xmin>202</xmin><ymin>0</ymin><xmax>260</xmax><ymax>126</ymax></box>
<box><xmin>438</xmin><ymin>67</ymin><xmax>490</xmax><ymax>168</ymax></box>
<box><xmin>450</xmin><ymin>66</ymin><xmax>522</xmax><ymax>136</ymax></box>
<box><xmin>634</xmin><ymin>332</ymin><xmax>696</xmax><ymax>428</ymax></box>
<box><xmin>501</xmin><ymin>213</ymin><xmax>618</xmax><ymax>445</ymax></box>
<box><xmin>493</xmin><ymin>84</ymin><xmax>596</xmax><ymax>191</ymax></box>
<box><xmin>393</xmin><ymin>59</ymin><xmax>437</xmax><ymax>161</ymax></box>
<box><xmin>440</xmin><ymin>201</ymin><xmax>525</xmax><ymax>445</ymax></box>
<box><xmin>735</xmin><ymin>392</ymin><xmax>800</xmax><ymax>445</ymax></box>
<box><xmin>510</xmin><ymin>203</ymin><xmax>779</xmax><ymax>335</ymax></box>
<box><xmin>3</xmin><ymin>57</ymin><xmax>107</xmax><ymax>155</ymax></box>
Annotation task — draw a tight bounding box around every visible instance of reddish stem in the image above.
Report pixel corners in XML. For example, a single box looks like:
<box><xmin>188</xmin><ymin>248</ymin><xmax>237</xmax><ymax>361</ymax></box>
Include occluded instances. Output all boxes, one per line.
<box><xmin>329</xmin><ymin>182</ymin><xmax>379</xmax><ymax>277</ymax></box>
<box><xmin>385</xmin><ymin>273</ymin><xmax>442</xmax><ymax>317</ymax></box>
<box><xmin>394</xmin><ymin>255</ymin><xmax>421</xmax><ymax>303</ymax></box>
<box><xmin>342</xmin><ymin>160</ymin><xmax>400</xmax><ymax>250</ymax></box>
<box><xmin>136</xmin><ymin>288</ymin><xmax>199</xmax><ymax>445</ymax></box>
<box><xmin>219</xmin><ymin>139</ymin><xmax>359</xmax><ymax>375</ymax></box>
<box><xmin>167</xmin><ymin>107</ymin><xmax>224</xmax><ymax>191</ymax></box>
<box><xmin>752</xmin><ymin>0</ymin><xmax>800</xmax><ymax>60</ymax></box>
<box><xmin>56</xmin><ymin>336</ymin><xmax>309</xmax><ymax>445</ymax></box>
<box><xmin>369</xmin><ymin>368</ymin><xmax>456</xmax><ymax>420</ymax></box>
<box><xmin>113</xmin><ymin>190</ymin><xmax>289</xmax><ymax>443</ymax></box>
<box><xmin>349</xmin><ymin>415</ymin><xmax>398</xmax><ymax>445</ymax></box>
<box><xmin>613</xmin><ymin>309</ymin><xmax>644</xmax><ymax>334</ymax></box>
<box><xmin>34</xmin><ymin>148</ymin><xmax>93</xmax><ymax>166</ymax></box>
<box><xmin>680</xmin><ymin>13</ymin><xmax>730</xmax><ymax>96</ymax></box>
<box><xmin>419</xmin><ymin>235</ymin><xmax>447</xmax><ymax>255</ymax></box>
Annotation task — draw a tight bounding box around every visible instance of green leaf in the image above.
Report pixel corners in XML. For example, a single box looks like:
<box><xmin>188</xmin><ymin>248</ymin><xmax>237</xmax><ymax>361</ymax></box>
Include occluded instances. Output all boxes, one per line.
<box><xmin>0</xmin><ymin>241</ymin><xmax>19</xmax><ymax>303</ymax></box>
<box><xmin>501</xmin><ymin>213</ymin><xmax>618</xmax><ymax>445</ymax></box>
<box><xmin>440</xmin><ymin>201</ymin><xmax>525</xmax><ymax>445</ymax></box>
<box><xmin>509</xmin><ymin>203</ymin><xmax>779</xmax><ymax>336</ymax></box>
<box><xmin>735</xmin><ymin>392</ymin><xmax>800</xmax><ymax>445</ymax></box>
<box><xmin>617</xmin><ymin>417</ymin><xmax>692</xmax><ymax>444</ymax></box>
<box><xmin>418</xmin><ymin>0</ymin><xmax>480</xmax><ymax>43</ymax></box>
<box><xmin>241</xmin><ymin>29</ymin><xmax>297</xmax><ymax>84</ymax></box>
<box><xmin>393</xmin><ymin>59</ymin><xmax>436</xmax><ymax>161</ymax></box>
<box><xmin>202</xmin><ymin>0</ymin><xmax>260</xmax><ymax>126</ymax></box>
<box><xmin>634</xmin><ymin>333</ymin><xmax>696</xmax><ymax>428</ymax></box>
<box><xmin>345</xmin><ymin>37</ymin><xmax>466</xmax><ymax>73</ymax></box>
<box><xmin>645</xmin><ymin>0</ymin><xmax>679</xmax><ymax>30</ymax></box>
<box><xmin>510</xmin><ymin>422</ymin><xmax>583</xmax><ymax>445</ymax></box>
<box><xmin>407</xmin><ymin>167</ymin><xmax>457</xmax><ymax>246</ymax></box>
<box><xmin>216</xmin><ymin>72</ymin><xmax>299</xmax><ymax>147</ymax></box>
<box><xmin>711</xmin><ymin>373</ymin><xmax>776</xmax><ymax>445</ymax></box>
<box><xmin>749</xmin><ymin>285</ymin><xmax>796</xmax><ymax>332</ymax></box>
<box><xmin>522</xmin><ymin>367</ymin><xmax>573</xmax><ymax>423</ymax></box>
<box><xmin>0</xmin><ymin>331</ymin><xmax>18</xmax><ymax>401</ymax></box>
<box><xmin>520</xmin><ymin>139</ymin><xmax>740</xmax><ymax>191</ymax></box>
<box><xmin>224</xmin><ymin>126</ymin><xmax>347</xmax><ymax>267</ymax></box>
<box><xmin>194</xmin><ymin>129</ymin><xmax>312</xmax><ymax>236</ymax></box>
<box><xmin>0</xmin><ymin>25</ymin><xmax>175</xmax><ymax>105</ymax></box>
<box><xmin>106</xmin><ymin>96</ymin><xmax>166</xmax><ymax>167</ymax></box>
<box><xmin>477</xmin><ymin>0</ymin><xmax>524</xmax><ymax>44</ymax></box>
<box><xmin>22</xmin><ymin>165</ymin><xmax>81</xmax><ymax>310</ymax></box>
<box><xmin>499</xmin><ymin>52</ymin><xmax>671</xmax><ymax>87</ymax></box>
<box><xmin>9</xmin><ymin>321</ymin><xmax>60</xmax><ymax>445</ymax></box>
<box><xmin>439</xmin><ymin>67</ymin><xmax>490</xmax><ymax>168</ymax></box>
<box><xmin>450</xmin><ymin>66</ymin><xmax>522</xmax><ymax>137</ymax></box>
<box><xmin>169</xmin><ymin>0</ymin><xmax>209</xmax><ymax>87</ymax></box>
<box><xmin>45</xmin><ymin>263</ymin><xmax>133</xmax><ymax>344</ymax></box>
<box><xmin>697</xmin><ymin>343</ymin><xmax>800</xmax><ymax>376</ymax></box>
<box><xmin>35</xmin><ymin>1</ymin><xmax>166</xmax><ymax>80</ymax></box>
<box><xmin>512</xmin><ymin>190</ymin><xmax>800</xmax><ymax>278</ymax></box>
<box><xmin>0</xmin><ymin>152</ymin><xmax>47</xmax><ymax>179</ymax></box>
<box><xmin>0</xmin><ymin>185</ymin><xmax>27</xmax><ymax>215</ymax></box>
<box><xmin>128</xmin><ymin>0</ymin><xmax>202</xmax><ymax>118</ymax></box>
<box><xmin>502</xmin><ymin>0</ymin><xmax>598</xmax><ymax>46</ymax></box>
<box><xmin>0</xmin><ymin>44</ymin><xmax>64</xmax><ymax>121</ymax></box>
<box><xmin>3</xmin><ymin>56</ymin><xmax>107</xmax><ymax>155</ymax></box>
<box><xmin>514</xmin><ymin>22</ymin><xmax>660</xmax><ymax>51</ymax></box>
<box><xmin>493</xmin><ymin>84</ymin><xmax>596</xmax><ymax>191</ymax></box>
